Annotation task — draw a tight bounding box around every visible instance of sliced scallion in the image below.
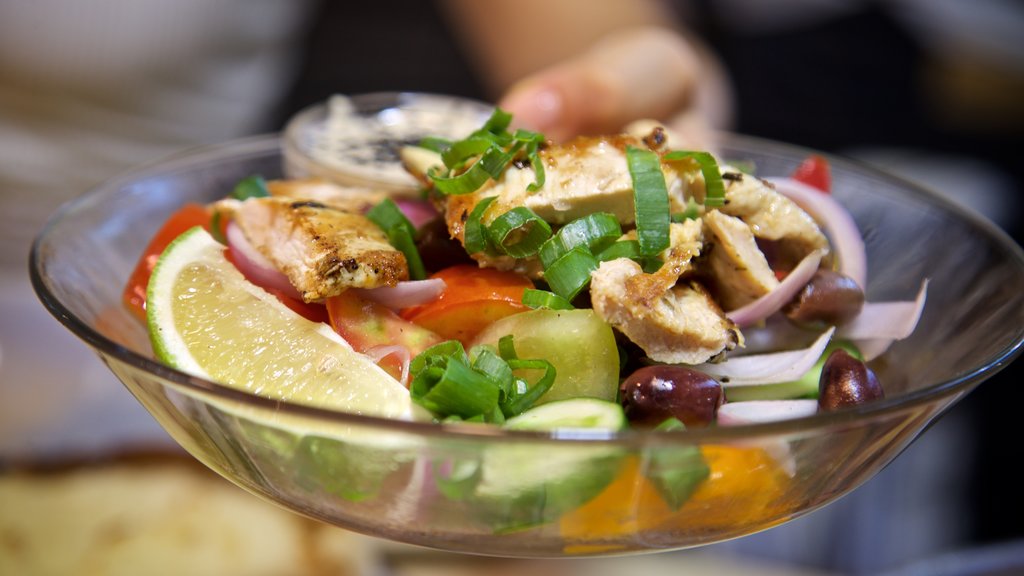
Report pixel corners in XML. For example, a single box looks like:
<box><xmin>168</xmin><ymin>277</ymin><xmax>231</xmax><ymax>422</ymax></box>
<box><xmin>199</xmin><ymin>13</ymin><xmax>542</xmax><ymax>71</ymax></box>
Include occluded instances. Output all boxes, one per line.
<box><xmin>417</xmin><ymin>136</ymin><xmax>451</xmax><ymax>154</ymax></box>
<box><xmin>502</xmin><ymin>358</ymin><xmax>556</xmax><ymax>416</ymax></box>
<box><xmin>441</xmin><ymin>137</ymin><xmax>494</xmax><ymax>170</ymax></box>
<box><xmin>626</xmin><ymin>146</ymin><xmax>671</xmax><ymax>256</ymax></box>
<box><xmin>544</xmin><ymin>246</ymin><xmax>599</xmax><ymax>301</ymax></box>
<box><xmin>497</xmin><ymin>334</ymin><xmax>518</xmax><ymax>360</ymax></box>
<box><xmin>522</xmin><ymin>288</ymin><xmax>574</xmax><ymax>310</ymax></box>
<box><xmin>231</xmin><ymin>175</ymin><xmax>270</xmax><ymax>200</ymax></box>
<box><xmin>366</xmin><ymin>198</ymin><xmax>426</xmax><ymax>280</ymax></box>
<box><xmin>595</xmin><ymin>239</ymin><xmax>641</xmax><ymax>262</ymax></box>
<box><xmin>671</xmin><ymin>197</ymin><xmax>702</xmax><ymax>222</ymax></box>
<box><xmin>663</xmin><ymin>150</ymin><xmax>725</xmax><ymax>208</ymax></box>
<box><xmin>538</xmin><ymin>213</ymin><xmax>621</xmax><ymax>268</ymax></box>
<box><xmin>412</xmin><ymin>358</ymin><xmax>500</xmax><ymax>419</ymax></box>
<box><xmin>487</xmin><ymin>207</ymin><xmax>552</xmax><ymax>258</ymax></box>
<box><xmin>463</xmin><ymin>196</ymin><xmax>498</xmax><ymax>255</ymax></box>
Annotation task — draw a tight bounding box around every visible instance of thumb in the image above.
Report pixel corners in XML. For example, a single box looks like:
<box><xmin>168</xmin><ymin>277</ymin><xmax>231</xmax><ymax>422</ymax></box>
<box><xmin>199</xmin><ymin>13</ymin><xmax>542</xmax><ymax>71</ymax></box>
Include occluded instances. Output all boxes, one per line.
<box><xmin>498</xmin><ymin>27</ymin><xmax>707</xmax><ymax>142</ymax></box>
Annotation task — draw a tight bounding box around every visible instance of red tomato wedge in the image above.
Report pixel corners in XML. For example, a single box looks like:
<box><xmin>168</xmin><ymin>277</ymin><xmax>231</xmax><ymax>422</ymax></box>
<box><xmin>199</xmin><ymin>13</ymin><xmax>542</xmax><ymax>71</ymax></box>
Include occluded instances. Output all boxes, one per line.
<box><xmin>268</xmin><ymin>288</ymin><xmax>329</xmax><ymax>324</ymax></box>
<box><xmin>123</xmin><ymin>203</ymin><xmax>211</xmax><ymax>321</ymax></box>
<box><xmin>400</xmin><ymin>265</ymin><xmax>533</xmax><ymax>346</ymax></box>
<box><xmin>327</xmin><ymin>290</ymin><xmax>442</xmax><ymax>382</ymax></box>
<box><xmin>791</xmin><ymin>155</ymin><xmax>831</xmax><ymax>193</ymax></box>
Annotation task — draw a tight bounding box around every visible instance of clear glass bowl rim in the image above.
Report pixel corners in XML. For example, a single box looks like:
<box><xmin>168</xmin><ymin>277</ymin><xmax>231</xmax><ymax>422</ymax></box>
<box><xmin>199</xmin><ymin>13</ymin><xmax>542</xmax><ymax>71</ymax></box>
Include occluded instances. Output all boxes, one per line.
<box><xmin>29</xmin><ymin>133</ymin><xmax>1024</xmax><ymax>445</ymax></box>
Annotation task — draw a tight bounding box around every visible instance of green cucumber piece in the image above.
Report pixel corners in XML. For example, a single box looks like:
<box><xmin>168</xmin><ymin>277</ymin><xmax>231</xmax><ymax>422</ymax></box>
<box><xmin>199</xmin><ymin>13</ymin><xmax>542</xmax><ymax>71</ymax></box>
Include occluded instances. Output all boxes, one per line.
<box><xmin>473</xmin><ymin>399</ymin><xmax>627</xmax><ymax>532</ymax></box>
<box><xmin>471</xmin><ymin>309</ymin><xmax>620</xmax><ymax>405</ymax></box>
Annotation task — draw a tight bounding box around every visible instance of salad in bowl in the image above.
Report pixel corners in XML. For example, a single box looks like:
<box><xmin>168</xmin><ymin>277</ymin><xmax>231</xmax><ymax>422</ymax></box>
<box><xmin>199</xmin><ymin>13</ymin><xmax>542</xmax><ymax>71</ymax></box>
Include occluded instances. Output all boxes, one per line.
<box><xmin>134</xmin><ymin>108</ymin><xmax>925</xmax><ymax>431</ymax></box>
<box><xmin>31</xmin><ymin>94</ymin><xmax>1023</xmax><ymax>556</ymax></box>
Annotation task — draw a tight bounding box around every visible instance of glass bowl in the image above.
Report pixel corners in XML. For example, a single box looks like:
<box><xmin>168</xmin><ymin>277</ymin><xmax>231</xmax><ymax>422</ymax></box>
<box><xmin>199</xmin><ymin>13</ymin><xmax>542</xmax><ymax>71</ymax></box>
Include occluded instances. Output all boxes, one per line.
<box><xmin>31</xmin><ymin>134</ymin><xmax>1024</xmax><ymax>557</ymax></box>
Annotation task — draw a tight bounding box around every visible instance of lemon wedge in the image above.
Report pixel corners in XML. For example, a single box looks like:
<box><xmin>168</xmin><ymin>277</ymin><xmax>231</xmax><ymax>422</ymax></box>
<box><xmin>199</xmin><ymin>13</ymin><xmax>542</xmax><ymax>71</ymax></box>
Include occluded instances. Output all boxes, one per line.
<box><xmin>146</xmin><ymin>226</ymin><xmax>415</xmax><ymax>420</ymax></box>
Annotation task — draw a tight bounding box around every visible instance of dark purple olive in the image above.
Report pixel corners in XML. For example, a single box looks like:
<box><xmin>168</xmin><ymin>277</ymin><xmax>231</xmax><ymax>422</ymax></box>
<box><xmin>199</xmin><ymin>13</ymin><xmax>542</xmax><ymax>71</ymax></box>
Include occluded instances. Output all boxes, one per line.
<box><xmin>620</xmin><ymin>365</ymin><xmax>723</xmax><ymax>428</ymax></box>
<box><xmin>818</xmin><ymin>349</ymin><xmax>884</xmax><ymax>411</ymax></box>
<box><xmin>784</xmin><ymin>269</ymin><xmax>864</xmax><ymax>326</ymax></box>
<box><xmin>415</xmin><ymin>217</ymin><xmax>475</xmax><ymax>271</ymax></box>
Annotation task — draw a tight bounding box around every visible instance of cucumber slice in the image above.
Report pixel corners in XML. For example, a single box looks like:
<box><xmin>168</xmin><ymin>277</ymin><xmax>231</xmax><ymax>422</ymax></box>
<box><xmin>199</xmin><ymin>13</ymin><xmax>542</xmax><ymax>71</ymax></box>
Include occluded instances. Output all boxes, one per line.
<box><xmin>471</xmin><ymin>309</ymin><xmax>620</xmax><ymax>405</ymax></box>
<box><xmin>504</xmin><ymin>398</ymin><xmax>627</xmax><ymax>431</ymax></box>
<box><xmin>472</xmin><ymin>399</ymin><xmax>627</xmax><ymax>532</ymax></box>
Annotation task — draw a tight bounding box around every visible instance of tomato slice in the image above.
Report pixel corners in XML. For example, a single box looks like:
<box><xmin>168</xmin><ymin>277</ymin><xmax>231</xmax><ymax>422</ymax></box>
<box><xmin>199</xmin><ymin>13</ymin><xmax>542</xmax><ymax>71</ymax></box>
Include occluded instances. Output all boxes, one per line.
<box><xmin>790</xmin><ymin>154</ymin><xmax>831</xmax><ymax>193</ymax></box>
<box><xmin>269</xmin><ymin>288</ymin><xmax>329</xmax><ymax>324</ymax></box>
<box><xmin>327</xmin><ymin>290</ymin><xmax>442</xmax><ymax>381</ymax></box>
<box><xmin>400</xmin><ymin>265</ymin><xmax>533</xmax><ymax>346</ymax></box>
<box><xmin>123</xmin><ymin>203</ymin><xmax>211</xmax><ymax>321</ymax></box>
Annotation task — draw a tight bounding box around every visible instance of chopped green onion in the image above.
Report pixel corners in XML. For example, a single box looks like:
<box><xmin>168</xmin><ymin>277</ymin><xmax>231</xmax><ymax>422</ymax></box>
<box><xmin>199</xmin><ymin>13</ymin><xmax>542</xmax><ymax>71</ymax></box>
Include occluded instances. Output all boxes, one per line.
<box><xmin>463</xmin><ymin>196</ymin><xmax>498</xmax><ymax>255</ymax></box>
<box><xmin>487</xmin><ymin>207</ymin><xmax>552</xmax><ymax>258</ymax></box>
<box><xmin>367</xmin><ymin>198</ymin><xmax>415</xmax><ymax>236</ymax></box>
<box><xmin>544</xmin><ymin>246</ymin><xmax>599</xmax><ymax>301</ymax></box>
<box><xmin>643</xmin><ymin>418</ymin><xmax>710</xmax><ymax>510</ymax></box>
<box><xmin>411</xmin><ymin>358</ymin><xmax>500</xmax><ymax>419</ymax></box>
<box><xmin>671</xmin><ymin>197</ymin><xmax>702</xmax><ymax>222</ymax></box>
<box><xmin>441</xmin><ymin>137</ymin><xmax>494</xmax><ymax>170</ymax></box>
<box><xmin>642</xmin><ymin>257</ymin><xmax>664</xmax><ymax>274</ymax></box>
<box><xmin>538</xmin><ymin>213</ymin><xmax>621</xmax><ymax>268</ymax></box>
<box><xmin>626</xmin><ymin>146</ymin><xmax>671</xmax><ymax>256</ymax></box>
<box><xmin>513</xmin><ymin>129</ymin><xmax>547</xmax><ymax>192</ymax></box>
<box><xmin>231</xmin><ymin>175</ymin><xmax>270</xmax><ymax>200</ymax></box>
<box><xmin>497</xmin><ymin>335</ymin><xmax>518</xmax><ymax>360</ymax></box>
<box><xmin>480</xmin><ymin>108</ymin><xmax>513</xmax><ymax>136</ymax></box>
<box><xmin>417</xmin><ymin>136</ymin><xmax>451</xmax><ymax>154</ymax></box>
<box><xmin>595</xmin><ymin>240</ymin><xmax>641</xmax><ymax>262</ymax></box>
<box><xmin>502</xmin><ymin>358</ymin><xmax>556</xmax><ymax>416</ymax></box>
<box><xmin>366</xmin><ymin>199</ymin><xmax>426</xmax><ymax>280</ymax></box>
<box><xmin>209</xmin><ymin>209</ymin><xmax>227</xmax><ymax>245</ymax></box>
<box><xmin>663</xmin><ymin>150</ymin><xmax>725</xmax><ymax>208</ymax></box>
<box><xmin>425</xmin><ymin>108</ymin><xmax>547</xmax><ymax>196</ymax></box>
<box><xmin>432</xmin><ymin>459</ymin><xmax>482</xmax><ymax>501</ymax></box>
<box><xmin>387</xmin><ymin>227</ymin><xmax>426</xmax><ymax>280</ymax></box>
<box><xmin>471</xmin><ymin>346</ymin><xmax>514</xmax><ymax>395</ymax></box>
<box><xmin>526</xmin><ymin>145</ymin><xmax>546</xmax><ymax>192</ymax></box>
<box><xmin>522</xmin><ymin>288</ymin><xmax>574</xmax><ymax>310</ymax></box>
<box><xmin>429</xmin><ymin>155</ymin><xmax>495</xmax><ymax>196</ymax></box>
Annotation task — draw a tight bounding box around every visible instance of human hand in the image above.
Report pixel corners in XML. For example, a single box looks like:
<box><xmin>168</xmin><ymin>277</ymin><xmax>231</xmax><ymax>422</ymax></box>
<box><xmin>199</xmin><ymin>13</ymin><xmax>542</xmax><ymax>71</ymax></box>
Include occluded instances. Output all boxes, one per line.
<box><xmin>497</xmin><ymin>26</ymin><xmax>732</xmax><ymax>146</ymax></box>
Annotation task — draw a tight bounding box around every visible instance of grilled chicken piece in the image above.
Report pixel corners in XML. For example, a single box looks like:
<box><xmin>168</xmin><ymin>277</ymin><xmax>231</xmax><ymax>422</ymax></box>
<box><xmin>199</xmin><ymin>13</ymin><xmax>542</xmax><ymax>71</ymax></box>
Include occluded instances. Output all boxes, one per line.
<box><xmin>717</xmin><ymin>170</ymin><xmax>828</xmax><ymax>266</ymax></box>
<box><xmin>590</xmin><ymin>258</ymin><xmax>741</xmax><ymax>365</ymax></box>
<box><xmin>702</xmin><ymin>210</ymin><xmax>779</xmax><ymax>310</ymax></box>
<box><xmin>233</xmin><ymin>197</ymin><xmax>407</xmax><ymax>301</ymax></box>
<box><xmin>209</xmin><ymin>180</ymin><xmax>387</xmax><ymax>224</ymax></box>
<box><xmin>619</xmin><ymin>219</ymin><xmax>704</xmax><ymax>304</ymax></box>
<box><xmin>437</xmin><ymin>134</ymin><xmax>693</xmax><ymax>273</ymax></box>
<box><xmin>267</xmin><ymin>179</ymin><xmax>388</xmax><ymax>214</ymax></box>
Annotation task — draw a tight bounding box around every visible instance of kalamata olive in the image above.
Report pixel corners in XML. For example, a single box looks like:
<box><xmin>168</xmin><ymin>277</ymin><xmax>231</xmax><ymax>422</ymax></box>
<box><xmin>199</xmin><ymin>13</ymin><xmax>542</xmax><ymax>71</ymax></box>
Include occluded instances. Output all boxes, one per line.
<box><xmin>620</xmin><ymin>365</ymin><xmax>723</xmax><ymax>428</ymax></box>
<box><xmin>818</xmin><ymin>349</ymin><xmax>884</xmax><ymax>410</ymax></box>
<box><xmin>415</xmin><ymin>217</ymin><xmax>475</xmax><ymax>271</ymax></box>
<box><xmin>784</xmin><ymin>269</ymin><xmax>865</xmax><ymax>326</ymax></box>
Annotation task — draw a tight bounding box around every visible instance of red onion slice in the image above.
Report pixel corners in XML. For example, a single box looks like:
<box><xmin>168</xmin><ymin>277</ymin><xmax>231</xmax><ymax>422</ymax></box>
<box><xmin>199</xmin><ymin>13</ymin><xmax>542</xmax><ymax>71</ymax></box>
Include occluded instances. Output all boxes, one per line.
<box><xmin>840</xmin><ymin>280</ymin><xmax>929</xmax><ymax>360</ymax></box>
<box><xmin>225</xmin><ymin>222</ymin><xmax>302</xmax><ymax>300</ymax></box>
<box><xmin>726</xmin><ymin>250</ymin><xmax>823</xmax><ymax>327</ymax></box>
<box><xmin>697</xmin><ymin>327</ymin><xmax>835</xmax><ymax>386</ymax></box>
<box><xmin>768</xmin><ymin>177</ymin><xmax>868</xmax><ymax>290</ymax></box>
<box><xmin>354</xmin><ymin>278</ymin><xmax>447</xmax><ymax>310</ymax></box>
<box><xmin>364</xmin><ymin>344</ymin><xmax>412</xmax><ymax>386</ymax></box>
<box><xmin>717</xmin><ymin>400</ymin><xmax>818</xmax><ymax>425</ymax></box>
<box><xmin>395</xmin><ymin>198</ymin><xmax>439</xmax><ymax>229</ymax></box>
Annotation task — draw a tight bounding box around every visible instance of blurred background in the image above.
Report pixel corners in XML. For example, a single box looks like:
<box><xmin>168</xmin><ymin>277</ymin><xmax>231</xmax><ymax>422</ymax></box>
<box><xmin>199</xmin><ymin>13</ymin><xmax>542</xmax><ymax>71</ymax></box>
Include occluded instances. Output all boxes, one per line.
<box><xmin>1</xmin><ymin>1</ymin><xmax>1022</xmax><ymax>574</ymax></box>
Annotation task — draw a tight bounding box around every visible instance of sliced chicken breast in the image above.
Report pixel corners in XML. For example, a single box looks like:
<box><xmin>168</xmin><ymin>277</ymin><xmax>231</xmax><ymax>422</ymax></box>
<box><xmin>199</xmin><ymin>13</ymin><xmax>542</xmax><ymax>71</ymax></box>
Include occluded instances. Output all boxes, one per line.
<box><xmin>590</xmin><ymin>258</ymin><xmax>741</xmax><ymax>364</ymax></box>
<box><xmin>233</xmin><ymin>197</ymin><xmax>407</xmax><ymax>301</ymax></box>
<box><xmin>718</xmin><ymin>170</ymin><xmax>828</xmax><ymax>265</ymax></box>
<box><xmin>702</xmin><ymin>210</ymin><xmax>780</xmax><ymax>310</ymax></box>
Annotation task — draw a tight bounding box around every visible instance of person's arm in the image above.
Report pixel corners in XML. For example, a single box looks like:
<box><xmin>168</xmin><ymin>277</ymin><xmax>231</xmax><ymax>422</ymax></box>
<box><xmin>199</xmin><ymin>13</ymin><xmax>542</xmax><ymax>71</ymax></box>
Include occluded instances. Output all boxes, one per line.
<box><xmin>441</xmin><ymin>0</ymin><xmax>732</xmax><ymax>143</ymax></box>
